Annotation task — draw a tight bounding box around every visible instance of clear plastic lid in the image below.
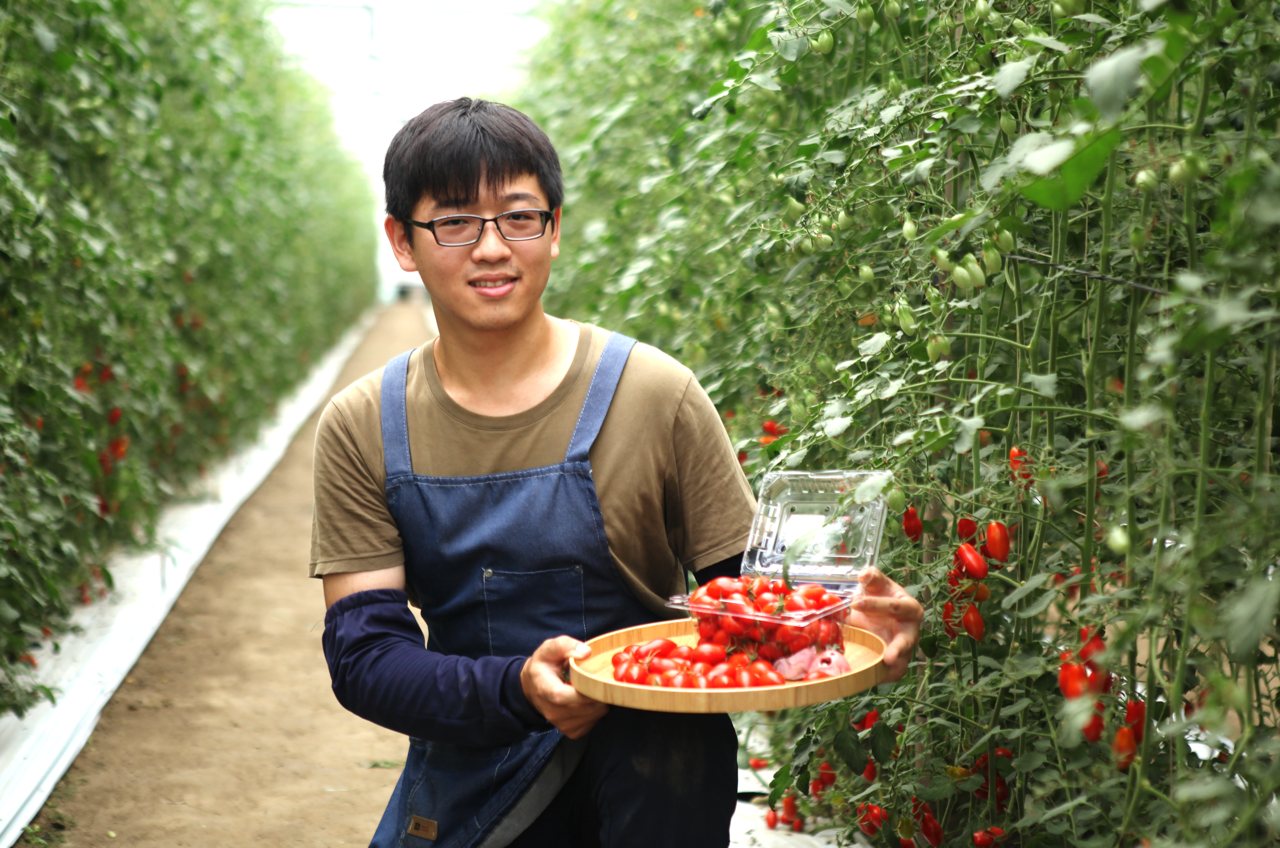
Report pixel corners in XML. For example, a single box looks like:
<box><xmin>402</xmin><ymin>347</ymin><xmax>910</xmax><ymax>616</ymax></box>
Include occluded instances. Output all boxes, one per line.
<box><xmin>665</xmin><ymin>591</ymin><xmax>854</xmax><ymax>626</ymax></box>
<box><xmin>740</xmin><ymin>470</ymin><xmax>891</xmax><ymax>589</ymax></box>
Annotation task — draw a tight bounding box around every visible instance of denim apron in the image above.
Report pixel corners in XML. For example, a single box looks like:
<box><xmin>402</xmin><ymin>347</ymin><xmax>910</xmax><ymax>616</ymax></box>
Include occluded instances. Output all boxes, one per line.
<box><xmin>370</xmin><ymin>332</ymin><xmax>656</xmax><ymax>848</ymax></box>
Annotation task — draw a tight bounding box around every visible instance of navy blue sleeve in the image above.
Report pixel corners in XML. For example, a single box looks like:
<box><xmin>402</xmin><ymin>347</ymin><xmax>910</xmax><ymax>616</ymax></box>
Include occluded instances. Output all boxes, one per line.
<box><xmin>322</xmin><ymin>588</ymin><xmax>550</xmax><ymax>746</ymax></box>
<box><xmin>693</xmin><ymin>553</ymin><xmax>744</xmax><ymax>586</ymax></box>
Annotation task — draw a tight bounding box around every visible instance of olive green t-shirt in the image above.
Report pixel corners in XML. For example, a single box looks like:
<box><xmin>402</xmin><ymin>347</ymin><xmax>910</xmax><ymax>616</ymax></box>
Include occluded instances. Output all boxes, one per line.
<box><xmin>309</xmin><ymin>322</ymin><xmax>756</xmax><ymax>615</ymax></box>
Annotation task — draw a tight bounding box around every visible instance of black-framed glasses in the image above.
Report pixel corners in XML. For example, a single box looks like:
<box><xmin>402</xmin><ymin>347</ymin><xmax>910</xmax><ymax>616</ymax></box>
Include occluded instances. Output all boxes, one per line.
<box><xmin>408</xmin><ymin>209</ymin><xmax>554</xmax><ymax>247</ymax></box>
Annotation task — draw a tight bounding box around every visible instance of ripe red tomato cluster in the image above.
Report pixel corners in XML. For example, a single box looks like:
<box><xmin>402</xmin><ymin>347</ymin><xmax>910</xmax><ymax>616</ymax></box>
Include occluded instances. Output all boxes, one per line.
<box><xmin>610</xmin><ymin>637</ymin><xmax>786</xmax><ymax>688</ymax></box>
<box><xmin>938</xmin><ymin>519</ymin><xmax>1012</xmax><ymax>643</ymax></box>
<box><xmin>687</xmin><ymin>575</ymin><xmax>849</xmax><ymax>660</ymax></box>
<box><xmin>611</xmin><ymin>576</ymin><xmax>850</xmax><ymax>689</ymax></box>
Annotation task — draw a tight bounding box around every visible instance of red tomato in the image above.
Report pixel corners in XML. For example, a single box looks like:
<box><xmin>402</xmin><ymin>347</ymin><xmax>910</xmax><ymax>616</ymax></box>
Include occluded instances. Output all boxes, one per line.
<box><xmin>961</xmin><ymin>604</ymin><xmax>985</xmax><ymax>640</ymax></box>
<box><xmin>1083</xmin><ymin>708</ymin><xmax>1105</xmax><ymax>743</ymax></box>
<box><xmin>612</xmin><ymin>646</ymin><xmax>634</xmax><ymax>668</ymax></box>
<box><xmin>942</xmin><ymin>600</ymin><xmax>958</xmax><ymax>640</ymax></box>
<box><xmin>764</xmin><ymin>809</ymin><xmax>778</xmax><ymax>829</ymax></box>
<box><xmin>984</xmin><ymin>520</ymin><xmax>1011</xmax><ymax>562</ymax></box>
<box><xmin>1112</xmin><ymin>725</ymin><xmax>1137</xmax><ymax>770</ymax></box>
<box><xmin>957</xmin><ymin>517</ymin><xmax>978</xmax><ymax>541</ymax></box>
<box><xmin>1125</xmin><ymin>698</ymin><xmax>1146</xmax><ymax>743</ymax></box>
<box><xmin>633</xmin><ymin>638</ymin><xmax>677</xmax><ymax>662</ymax></box>
<box><xmin>903</xmin><ymin>505</ymin><xmax>923</xmax><ymax>542</ymax></box>
<box><xmin>956</xmin><ymin>543</ymin><xmax>988</xmax><ymax>580</ymax></box>
<box><xmin>704</xmin><ymin>576</ymin><xmax>742</xmax><ymax>599</ymax></box>
<box><xmin>707</xmin><ymin>672</ymin><xmax>734</xmax><ymax>688</ymax></box>
<box><xmin>748</xmin><ymin>757</ymin><xmax>770</xmax><ymax>770</ymax></box>
<box><xmin>691</xmin><ymin>643</ymin><xmax>726</xmax><ymax>664</ymax></box>
<box><xmin>862</xmin><ymin>759</ymin><xmax>876</xmax><ymax>780</ymax></box>
<box><xmin>1058</xmin><ymin>662</ymin><xmax>1087</xmax><ymax>698</ymax></box>
<box><xmin>1009</xmin><ymin>445</ymin><xmax>1031</xmax><ymax>478</ymax></box>
<box><xmin>973</xmin><ymin>831</ymin><xmax>995</xmax><ymax>847</ymax></box>
<box><xmin>753</xmin><ymin>591</ymin><xmax>781</xmax><ymax>613</ymax></box>
<box><xmin>668</xmin><ymin>644</ymin><xmax>693</xmax><ymax>662</ymax></box>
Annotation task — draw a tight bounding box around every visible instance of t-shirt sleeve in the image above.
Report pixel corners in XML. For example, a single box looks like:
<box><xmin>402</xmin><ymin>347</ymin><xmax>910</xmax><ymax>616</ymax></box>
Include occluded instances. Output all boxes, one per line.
<box><xmin>666</xmin><ymin>375</ymin><xmax>757</xmax><ymax>573</ymax></box>
<box><xmin>309</xmin><ymin>394</ymin><xmax>405</xmax><ymax>577</ymax></box>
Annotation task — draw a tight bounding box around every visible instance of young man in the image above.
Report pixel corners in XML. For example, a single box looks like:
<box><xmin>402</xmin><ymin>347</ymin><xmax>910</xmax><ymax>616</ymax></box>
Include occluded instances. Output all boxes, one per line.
<box><xmin>311</xmin><ymin>98</ymin><xmax>923</xmax><ymax>848</ymax></box>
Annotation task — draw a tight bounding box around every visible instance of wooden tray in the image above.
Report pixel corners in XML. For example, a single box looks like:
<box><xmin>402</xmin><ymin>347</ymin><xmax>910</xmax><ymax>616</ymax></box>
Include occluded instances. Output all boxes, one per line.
<box><xmin>569</xmin><ymin>619</ymin><xmax>886</xmax><ymax>713</ymax></box>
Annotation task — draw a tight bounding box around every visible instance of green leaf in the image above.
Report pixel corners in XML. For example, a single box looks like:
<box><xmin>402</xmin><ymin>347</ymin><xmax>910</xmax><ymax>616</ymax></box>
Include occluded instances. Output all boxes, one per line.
<box><xmin>1223</xmin><ymin>577</ymin><xmax>1280</xmax><ymax>662</ymax></box>
<box><xmin>823</xmin><ymin>415</ymin><xmax>852</xmax><ymax>438</ymax></box>
<box><xmin>1019</xmin><ymin>128</ymin><xmax>1121</xmax><ymax>212</ymax></box>
<box><xmin>833</xmin><ymin>727</ymin><xmax>868</xmax><ymax>773</ymax></box>
<box><xmin>1002</xmin><ymin>572</ymin><xmax>1053</xmax><ymax>609</ymax></box>
<box><xmin>993</xmin><ymin>58</ymin><xmax>1033</xmax><ymax>99</ymax></box>
<box><xmin>1085</xmin><ymin>40</ymin><xmax>1160</xmax><ymax>121</ymax></box>
<box><xmin>869</xmin><ymin>719</ymin><xmax>896</xmax><ymax>763</ymax></box>
<box><xmin>858</xmin><ymin>332</ymin><xmax>891</xmax><ymax>357</ymax></box>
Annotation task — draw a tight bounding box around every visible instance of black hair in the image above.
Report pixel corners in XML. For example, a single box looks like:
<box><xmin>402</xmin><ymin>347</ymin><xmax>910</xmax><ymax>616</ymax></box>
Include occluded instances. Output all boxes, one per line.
<box><xmin>383</xmin><ymin>98</ymin><xmax>564</xmax><ymax>229</ymax></box>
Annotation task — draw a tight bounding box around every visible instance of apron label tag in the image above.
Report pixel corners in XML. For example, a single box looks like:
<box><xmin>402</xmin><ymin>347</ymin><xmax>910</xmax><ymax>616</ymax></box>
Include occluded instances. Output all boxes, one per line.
<box><xmin>408</xmin><ymin>815</ymin><xmax>439</xmax><ymax>840</ymax></box>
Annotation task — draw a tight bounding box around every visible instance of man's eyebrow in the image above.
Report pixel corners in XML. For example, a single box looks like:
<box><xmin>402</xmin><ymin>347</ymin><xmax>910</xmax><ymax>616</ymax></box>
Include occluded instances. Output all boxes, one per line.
<box><xmin>429</xmin><ymin>191</ymin><xmax>543</xmax><ymax>213</ymax></box>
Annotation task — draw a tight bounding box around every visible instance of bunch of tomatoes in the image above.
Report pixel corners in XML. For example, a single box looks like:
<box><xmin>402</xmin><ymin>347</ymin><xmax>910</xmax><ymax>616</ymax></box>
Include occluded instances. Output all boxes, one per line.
<box><xmin>609</xmin><ymin>575</ymin><xmax>850</xmax><ymax>689</ymax></box>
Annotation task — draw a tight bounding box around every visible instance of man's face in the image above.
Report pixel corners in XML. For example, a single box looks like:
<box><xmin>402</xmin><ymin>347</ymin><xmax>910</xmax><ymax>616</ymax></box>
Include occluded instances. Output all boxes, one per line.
<box><xmin>386</xmin><ymin>173</ymin><xmax>560</xmax><ymax>335</ymax></box>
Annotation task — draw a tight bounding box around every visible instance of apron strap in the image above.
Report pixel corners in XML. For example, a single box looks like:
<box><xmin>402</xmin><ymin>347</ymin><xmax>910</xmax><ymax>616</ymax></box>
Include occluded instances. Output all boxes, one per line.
<box><xmin>565</xmin><ymin>332</ymin><xmax>635</xmax><ymax>463</ymax></box>
<box><xmin>380</xmin><ymin>348</ymin><xmax>415</xmax><ymax>481</ymax></box>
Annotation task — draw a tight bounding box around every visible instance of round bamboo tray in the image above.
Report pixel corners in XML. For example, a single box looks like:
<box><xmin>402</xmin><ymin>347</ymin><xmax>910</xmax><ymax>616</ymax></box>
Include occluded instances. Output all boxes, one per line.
<box><xmin>569</xmin><ymin>618</ymin><xmax>886</xmax><ymax>713</ymax></box>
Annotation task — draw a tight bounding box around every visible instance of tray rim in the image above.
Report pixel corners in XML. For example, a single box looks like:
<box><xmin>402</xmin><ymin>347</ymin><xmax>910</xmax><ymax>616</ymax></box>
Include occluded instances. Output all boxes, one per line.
<box><xmin>568</xmin><ymin>618</ymin><xmax>886</xmax><ymax>714</ymax></box>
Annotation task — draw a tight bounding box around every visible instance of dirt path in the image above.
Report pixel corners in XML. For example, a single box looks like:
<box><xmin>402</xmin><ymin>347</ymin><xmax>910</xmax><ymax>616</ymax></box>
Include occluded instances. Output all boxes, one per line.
<box><xmin>20</xmin><ymin>299</ymin><xmax>429</xmax><ymax>848</ymax></box>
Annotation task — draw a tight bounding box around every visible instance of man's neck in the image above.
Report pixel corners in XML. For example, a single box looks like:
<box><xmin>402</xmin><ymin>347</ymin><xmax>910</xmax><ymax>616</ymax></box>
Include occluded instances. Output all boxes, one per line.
<box><xmin>432</xmin><ymin>313</ymin><xmax>578</xmax><ymax>416</ymax></box>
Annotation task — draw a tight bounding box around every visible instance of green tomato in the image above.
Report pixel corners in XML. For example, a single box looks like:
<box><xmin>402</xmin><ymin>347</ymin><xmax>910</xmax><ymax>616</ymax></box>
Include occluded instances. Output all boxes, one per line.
<box><xmin>902</xmin><ymin>218</ymin><xmax>918</xmax><ymax>240</ymax></box>
<box><xmin>999</xmin><ymin>113</ymin><xmax>1017</xmax><ymax>137</ymax></box>
<box><xmin>1134</xmin><ymin>168</ymin><xmax>1159</xmax><ymax>193</ymax></box>
<box><xmin>951</xmin><ymin>264</ymin><xmax>974</xmax><ymax>293</ymax></box>
<box><xmin>810</xmin><ymin>30</ymin><xmax>835</xmax><ymax>55</ymax></box>
<box><xmin>885</xmin><ymin>486</ymin><xmax>906</xmax><ymax>514</ymax></box>
<box><xmin>963</xmin><ymin>255</ymin><xmax>986</xmax><ymax>289</ymax></box>
<box><xmin>1105</xmin><ymin>525</ymin><xmax>1130</xmax><ymax>556</ymax></box>
<box><xmin>933</xmin><ymin>248</ymin><xmax>954</xmax><ymax>272</ymax></box>
<box><xmin>813</xmin><ymin>232</ymin><xmax>834</xmax><ymax>250</ymax></box>
<box><xmin>895</xmin><ymin>301</ymin><xmax>918</xmax><ymax>336</ymax></box>
<box><xmin>995</xmin><ymin>229</ymin><xmax>1014</xmax><ymax>253</ymax></box>
<box><xmin>837</xmin><ymin>209</ymin><xmax>854</xmax><ymax>231</ymax></box>
<box><xmin>856</xmin><ymin>4</ymin><xmax>875</xmax><ymax>30</ymax></box>
<box><xmin>926</xmin><ymin>334</ymin><xmax>952</xmax><ymax>363</ymax></box>
<box><xmin>859</xmin><ymin>264</ymin><xmax>875</xmax><ymax>284</ymax></box>
<box><xmin>783</xmin><ymin>196</ymin><xmax>806</xmax><ymax>221</ymax></box>
<box><xmin>1168</xmin><ymin>160</ymin><xmax>1191</xmax><ymax>186</ymax></box>
<box><xmin>982</xmin><ymin>244</ymin><xmax>1003</xmax><ymax>275</ymax></box>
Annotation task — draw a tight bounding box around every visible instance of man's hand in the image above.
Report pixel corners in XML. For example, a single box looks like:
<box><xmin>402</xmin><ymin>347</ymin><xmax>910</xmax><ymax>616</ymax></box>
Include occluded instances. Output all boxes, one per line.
<box><xmin>848</xmin><ymin>567</ymin><xmax>924</xmax><ymax>681</ymax></box>
<box><xmin>520</xmin><ymin>636</ymin><xmax>608</xmax><ymax>739</ymax></box>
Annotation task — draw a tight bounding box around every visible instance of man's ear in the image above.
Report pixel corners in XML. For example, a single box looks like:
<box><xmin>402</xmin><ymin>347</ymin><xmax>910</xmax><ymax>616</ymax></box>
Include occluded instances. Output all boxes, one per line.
<box><xmin>384</xmin><ymin>215</ymin><xmax>419</xmax><ymax>272</ymax></box>
<box><xmin>549</xmin><ymin>208</ymin><xmax>561</xmax><ymax>260</ymax></box>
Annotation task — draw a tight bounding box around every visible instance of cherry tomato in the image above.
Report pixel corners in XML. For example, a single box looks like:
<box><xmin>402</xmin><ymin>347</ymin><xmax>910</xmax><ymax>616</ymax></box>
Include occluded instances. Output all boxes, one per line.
<box><xmin>903</xmin><ymin>505</ymin><xmax>924</xmax><ymax>542</ymax></box>
<box><xmin>956</xmin><ymin>517</ymin><xmax>978</xmax><ymax>541</ymax></box>
<box><xmin>973</xmin><ymin>831</ymin><xmax>995</xmax><ymax>847</ymax></box>
<box><xmin>956</xmin><ymin>543</ymin><xmax>988</xmax><ymax>580</ymax></box>
<box><xmin>691</xmin><ymin>643</ymin><xmax>727</xmax><ymax>665</ymax></box>
<box><xmin>1058</xmin><ymin>662</ymin><xmax>1087</xmax><ymax>698</ymax></box>
<box><xmin>961</xmin><ymin>604</ymin><xmax>985</xmax><ymax>640</ymax></box>
<box><xmin>1083</xmin><ymin>707</ymin><xmax>1105</xmax><ymax>743</ymax></box>
<box><xmin>748</xmin><ymin>757</ymin><xmax>770</xmax><ymax>770</ymax></box>
<box><xmin>1112</xmin><ymin>725</ymin><xmax>1137</xmax><ymax>770</ymax></box>
<box><xmin>764</xmin><ymin>809</ymin><xmax>778</xmax><ymax>829</ymax></box>
<box><xmin>942</xmin><ymin>600</ymin><xmax>958</xmax><ymax>640</ymax></box>
<box><xmin>984</xmin><ymin>520</ymin><xmax>1011</xmax><ymax>562</ymax></box>
<box><xmin>1125</xmin><ymin>698</ymin><xmax>1146</xmax><ymax>743</ymax></box>
<box><xmin>633</xmin><ymin>638</ymin><xmax>677</xmax><ymax>662</ymax></box>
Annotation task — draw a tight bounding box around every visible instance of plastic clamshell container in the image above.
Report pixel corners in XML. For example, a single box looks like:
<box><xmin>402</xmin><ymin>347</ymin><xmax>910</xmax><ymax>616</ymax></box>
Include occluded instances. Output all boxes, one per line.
<box><xmin>740</xmin><ymin>469</ymin><xmax>891</xmax><ymax>589</ymax></box>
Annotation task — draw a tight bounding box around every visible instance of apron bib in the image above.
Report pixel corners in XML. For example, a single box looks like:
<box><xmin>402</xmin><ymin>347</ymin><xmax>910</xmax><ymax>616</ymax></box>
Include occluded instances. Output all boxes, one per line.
<box><xmin>370</xmin><ymin>332</ymin><xmax>655</xmax><ymax>848</ymax></box>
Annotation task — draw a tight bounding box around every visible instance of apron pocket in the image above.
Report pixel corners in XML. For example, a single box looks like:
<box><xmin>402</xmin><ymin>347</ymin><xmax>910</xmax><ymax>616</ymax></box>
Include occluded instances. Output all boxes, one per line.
<box><xmin>481</xmin><ymin>564</ymin><xmax>587</xmax><ymax>656</ymax></box>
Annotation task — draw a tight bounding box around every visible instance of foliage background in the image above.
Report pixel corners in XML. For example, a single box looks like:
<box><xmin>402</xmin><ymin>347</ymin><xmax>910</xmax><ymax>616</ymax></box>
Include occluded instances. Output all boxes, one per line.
<box><xmin>0</xmin><ymin>0</ymin><xmax>378</xmax><ymax>716</ymax></box>
<box><xmin>521</xmin><ymin>0</ymin><xmax>1280</xmax><ymax>844</ymax></box>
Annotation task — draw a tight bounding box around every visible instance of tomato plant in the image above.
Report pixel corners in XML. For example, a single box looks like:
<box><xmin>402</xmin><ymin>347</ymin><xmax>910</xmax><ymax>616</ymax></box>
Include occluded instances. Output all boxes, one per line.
<box><xmin>0</xmin><ymin>0</ymin><xmax>378</xmax><ymax>714</ymax></box>
<box><xmin>524</xmin><ymin>0</ymin><xmax>1280</xmax><ymax>843</ymax></box>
